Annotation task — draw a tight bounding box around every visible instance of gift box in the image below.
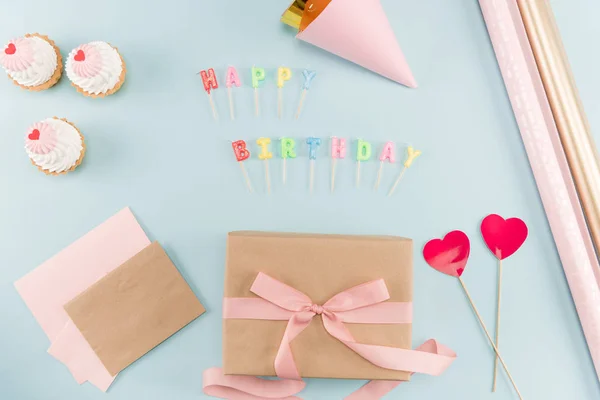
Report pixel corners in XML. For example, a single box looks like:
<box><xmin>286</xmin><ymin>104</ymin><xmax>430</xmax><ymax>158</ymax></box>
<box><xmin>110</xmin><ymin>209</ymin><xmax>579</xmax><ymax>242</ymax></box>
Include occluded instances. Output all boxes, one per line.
<box><xmin>223</xmin><ymin>231</ymin><xmax>413</xmax><ymax>381</ymax></box>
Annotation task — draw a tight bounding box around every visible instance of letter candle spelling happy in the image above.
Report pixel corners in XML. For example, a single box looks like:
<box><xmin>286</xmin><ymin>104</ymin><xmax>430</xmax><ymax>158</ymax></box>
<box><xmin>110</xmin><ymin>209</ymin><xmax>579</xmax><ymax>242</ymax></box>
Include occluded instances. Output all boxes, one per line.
<box><xmin>251</xmin><ymin>67</ymin><xmax>266</xmax><ymax>117</ymax></box>
<box><xmin>388</xmin><ymin>146</ymin><xmax>421</xmax><ymax>197</ymax></box>
<box><xmin>375</xmin><ymin>142</ymin><xmax>396</xmax><ymax>191</ymax></box>
<box><xmin>296</xmin><ymin>69</ymin><xmax>316</xmax><ymax>119</ymax></box>
<box><xmin>231</xmin><ymin>140</ymin><xmax>253</xmax><ymax>192</ymax></box>
<box><xmin>280</xmin><ymin>137</ymin><xmax>297</xmax><ymax>184</ymax></box>
<box><xmin>199</xmin><ymin>68</ymin><xmax>219</xmax><ymax>120</ymax></box>
<box><xmin>257</xmin><ymin>137</ymin><xmax>273</xmax><ymax>194</ymax></box>
<box><xmin>225</xmin><ymin>66</ymin><xmax>241</xmax><ymax>120</ymax></box>
<box><xmin>306</xmin><ymin>137</ymin><xmax>321</xmax><ymax>193</ymax></box>
<box><xmin>277</xmin><ymin>67</ymin><xmax>292</xmax><ymax>119</ymax></box>
<box><xmin>330</xmin><ymin>137</ymin><xmax>346</xmax><ymax>193</ymax></box>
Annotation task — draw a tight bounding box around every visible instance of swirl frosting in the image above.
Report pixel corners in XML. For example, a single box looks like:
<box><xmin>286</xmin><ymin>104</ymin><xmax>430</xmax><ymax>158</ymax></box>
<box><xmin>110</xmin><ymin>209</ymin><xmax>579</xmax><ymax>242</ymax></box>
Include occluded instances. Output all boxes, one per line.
<box><xmin>25</xmin><ymin>118</ymin><xmax>83</xmax><ymax>174</ymax></box>
<box><xmin>0</xmin><ymin>36</ymin><xmax>58</xmax><ymax>87</ymax></box>
<box><xmin>66</xmin><ymin>42</ymin><xmax>123</xmax><ymax>95</ymax></box>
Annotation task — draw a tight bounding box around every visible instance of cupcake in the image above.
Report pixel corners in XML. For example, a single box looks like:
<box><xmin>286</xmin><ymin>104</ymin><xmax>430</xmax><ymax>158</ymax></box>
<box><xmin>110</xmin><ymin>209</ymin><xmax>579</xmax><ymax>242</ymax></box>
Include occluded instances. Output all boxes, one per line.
<box><xmin>0</xmin><ymin>34</ymin><xmax>62</xmax><ymax>91</ymax></box>
<box><xmin>66</xmin><ymin>41</ymin><xmax>126</xmax><ymax>97</ymax></box>
<box><xmin>25</xmin><ymin>118</ymin><xmax>86</xmax><ymax>175</ymax></box>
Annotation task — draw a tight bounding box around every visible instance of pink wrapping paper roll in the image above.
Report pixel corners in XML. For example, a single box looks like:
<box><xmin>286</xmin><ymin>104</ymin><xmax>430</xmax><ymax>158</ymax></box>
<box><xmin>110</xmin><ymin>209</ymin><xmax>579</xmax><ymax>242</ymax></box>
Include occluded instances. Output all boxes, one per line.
<box><xmin>478</xmin><ymin>0</ymin><xmax>600</xmax><ymax>380</ymax></box>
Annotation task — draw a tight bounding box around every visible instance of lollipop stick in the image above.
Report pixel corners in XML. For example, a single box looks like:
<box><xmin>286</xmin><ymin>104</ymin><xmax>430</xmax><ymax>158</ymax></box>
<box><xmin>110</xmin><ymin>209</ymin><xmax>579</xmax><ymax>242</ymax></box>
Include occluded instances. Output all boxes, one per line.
<box><xmin>492</xmin><ymin>259</ymin><xmax>503</xmax><ymax>392</ymax></box>
<box><xmin>283</xmin><ymin>157</ymin><xmax>287</xmax><ymax>185</ymax></box>
<box><xmin>254</xmin><ymin>88</ymin><xmax>260</xmax><ymax>116</ymax></box>
<box><xmin>356</xmin><ymin>161</ymin><xmax>361</xmax><ymax>188</ymax></box>
<box><xmin>310</xmin><ymin>159</ymin><xmax>315</xmax><ymax>194</ymax></box>
<box><xmin>264</xmin><ymin>159</ymin><xmax>271</xmax><ymax>194</ymax></box>
<box><xmin>278</xmin><ymin>88</ymin><xmax>283</xmax><ymax>119</ymax></box>
<box><xmin>238</xmin><ymin>162</ymin><xmax>253</xmax><ymax>192</ymax></box>
<box><xmin>388</xmin><ymin>167</ymin><xmax>407</xmax><ymax>197</ymax></box>
<box><xmin>374</xmin><ymin>161</ymin><xmax>384</xmax><ymax>190</ymax></box>
<box><xmin>295</xmin><ymin>89</ymin><xmax>307</xmax><ymax>119</ymax></box>
<box><xmin>331</xmin><ymin>157</ymin><xmax>337</xmax><ymax>193</ymax></box>
<box><xmin>228</xmin><ymin>87</ymin><xmax>235</xmax><ymax>121</ymax></box>
<box><xmin>208</xmin><ymin>93</ymin><xmax>218</xmax><ymax>121</ymax></box>
<box><xmin>458</xmin><ymin>277</ymin><xmax>523</xmax><ymax>400</ymax></box>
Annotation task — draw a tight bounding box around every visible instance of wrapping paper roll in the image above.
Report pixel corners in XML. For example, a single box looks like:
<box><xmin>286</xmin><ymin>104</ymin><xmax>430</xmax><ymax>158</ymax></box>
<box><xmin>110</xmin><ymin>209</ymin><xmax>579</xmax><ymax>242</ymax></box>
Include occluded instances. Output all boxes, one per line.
<box><xmin>478</xmin><ymin>0</ymin><xmax>600</xmax><ymax>381</ymax></box>
<box><xmin>518</xmin><ymin>0</ymin><xmax>600</xmax><ymax>261</ymax></box>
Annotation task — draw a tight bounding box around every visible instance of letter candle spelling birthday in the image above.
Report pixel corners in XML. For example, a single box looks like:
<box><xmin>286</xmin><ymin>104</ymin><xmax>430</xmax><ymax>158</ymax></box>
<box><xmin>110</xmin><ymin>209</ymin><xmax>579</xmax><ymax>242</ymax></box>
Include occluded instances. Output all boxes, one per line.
<box><xmin>330</xmin><ymin>137</ymin><xmax>346</xmax><ymax>193</ymax></box>
<box><xmin>355</xmin><ymin>139</ymin><xmax>372</xmax><ymax>188</ymax></box>
<box><xmin>225</xmin><ymin>66</ymin><xmax>241</xmax><ymax>120</ymax></box>
<box><xmin>296</xmin><ymin>69</ymin><xmax>316</xmax><ymax>119</ymax></box>
<box><xmin>231</xmin><ymin>140</ymin><xmax>253</xmax><ymax>192</ymax></box>
<box><xmin>388</xmin><ymin>146</ymin><xmax>421</xmax><ymax>197</ymax></box>
<box><xmin>257</xmin><ymin>138</ymin><xmax>273</xmax><ymax>194</ymax></box>
<box><xmin>375</xmin><ymin>142</ymin><xmax>396</xmax><ymax>190</ymax></box>
<box><xmin>199</xmin><ymin>68</ymin><xmax>219</xmax><ymax>120</ymax></box>
<box><xmin>280</xmin><ymin>137</ymin><xmax>296</xmax><ymax>184</ymax></box>
<box><xmin>306</xmin><ymin>137</ymin><xmax>321</xmax><ymax>193</ymax></box>
<box><xmin>277</xmin><ymin>67</ymin><xmax>292</xmax><ymax>119</ymax></box>
<box><xmin>251</xmin><ymin>67</ymin><xmax>266</xmax><ymax>117</ymax></box>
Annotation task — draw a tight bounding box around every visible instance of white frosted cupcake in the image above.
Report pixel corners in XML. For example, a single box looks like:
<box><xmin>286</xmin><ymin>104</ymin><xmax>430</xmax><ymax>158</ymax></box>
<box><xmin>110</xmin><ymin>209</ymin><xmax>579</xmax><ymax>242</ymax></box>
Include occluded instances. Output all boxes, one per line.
<box><xmin>66</xmin><ymin>41</ymin><xmax>126</xmax><ymax>97</ymax></box>
<box><xmin>0</xmin><ymin>34</ymin><xmax>62</xmax><ymax>91</ymax></box>
<box><xmin>25</xmin><ymin>118</ymin><xmax>85</xmax><ymax>175</ymax></box>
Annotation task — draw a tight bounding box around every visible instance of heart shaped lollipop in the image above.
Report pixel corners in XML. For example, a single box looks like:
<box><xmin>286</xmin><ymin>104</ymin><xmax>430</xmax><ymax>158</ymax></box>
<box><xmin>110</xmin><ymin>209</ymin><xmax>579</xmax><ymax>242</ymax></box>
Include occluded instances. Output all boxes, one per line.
<box><xmin>423</xmin><ymin>230</ymin><xmax>470</xmax><ymax>277</ymax></box>
<box><xmin>481</xmin><ymin>214</ymin><xmax>528</xmax><ymax>260</ymax></box>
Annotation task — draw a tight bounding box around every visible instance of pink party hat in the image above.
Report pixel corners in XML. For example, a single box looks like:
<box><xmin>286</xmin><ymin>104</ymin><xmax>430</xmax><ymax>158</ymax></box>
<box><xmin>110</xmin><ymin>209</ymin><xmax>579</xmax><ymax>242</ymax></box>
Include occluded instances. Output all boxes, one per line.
<box><xmin>296</xmin><ymin>0</ymin><xmax>417</xmax><ymax>87</ymax></box>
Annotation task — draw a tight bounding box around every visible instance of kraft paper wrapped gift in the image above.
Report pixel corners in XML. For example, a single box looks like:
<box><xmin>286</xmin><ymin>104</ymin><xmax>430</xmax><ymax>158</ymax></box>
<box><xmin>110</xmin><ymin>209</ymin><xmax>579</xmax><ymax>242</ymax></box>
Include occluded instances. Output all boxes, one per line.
<box><xmin>223</xmin><ymin>231</ymin><xmax>413</xmax><ymax>381</ymax></box>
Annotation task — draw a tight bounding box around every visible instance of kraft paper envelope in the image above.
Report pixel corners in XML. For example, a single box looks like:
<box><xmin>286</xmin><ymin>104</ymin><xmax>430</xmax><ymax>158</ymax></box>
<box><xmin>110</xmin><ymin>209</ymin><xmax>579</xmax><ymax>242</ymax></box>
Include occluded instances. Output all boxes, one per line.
<box><xmin>15</xmin><ymin>207</ymin><xmax>151</xmax><ymax>391</ymax></box>
<box><xmin>64</xmin><ymin>241</ymin><xmax>205</xmax><ymax>376</ymax></box>
<box><xmin>224</xmin><ymin>231</ymin><xmax>413</xmax><ymax>381</ymax></box>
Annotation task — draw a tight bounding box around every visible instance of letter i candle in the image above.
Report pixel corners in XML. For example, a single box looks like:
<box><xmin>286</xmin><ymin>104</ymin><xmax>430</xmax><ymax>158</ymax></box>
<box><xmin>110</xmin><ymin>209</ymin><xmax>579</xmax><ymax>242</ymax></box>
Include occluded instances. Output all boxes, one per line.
<box><xmin>257</xmin><ymin>138</ymin><xmax>273</xmax><ymax>194</ymax></box>
<box><xmin>280</xmin><ymin>137</ymin><xmax>296</xmax><ymax>184</ymax></box>
<box><xmin>306</xmin><ymin>137</ymin><xmax>321</xmax><ymax>193</ymax></box>
<box><xmin>375</xmin><ymin>142</ymin><xmax>396</xmax><ymax>190</ymax></box>
<box><xmin>296</xmin><ymin>69</ymin><xmax>316</xmax><ymax>119</ymax></box>
<box><xmin>231</xmin><ymin>140</ymin><xmax>253</xmax><ymax>192</ymax></box>
<box><xmin>251</xmin><ymin>67</ymin><xmax>265</xmax><ymax>116</ymax></box>
<box><xmin>199</xmin><ymin>68</ymin><xmax>218</xmax><ymax>120</ymax></box>
<box><xmin>225</xmin><ymin>66</ymin><xmax>241</xmax><ymax>120</ymax></box>
<box><xmin>277</xmin><ymin>67</ymin><xmax>292</xmax><ymax>119</ymax></box>
<box><xmin>330</xmin><ymin>137</ymin><xmax>346</xmax><ymax>193</ymax></box>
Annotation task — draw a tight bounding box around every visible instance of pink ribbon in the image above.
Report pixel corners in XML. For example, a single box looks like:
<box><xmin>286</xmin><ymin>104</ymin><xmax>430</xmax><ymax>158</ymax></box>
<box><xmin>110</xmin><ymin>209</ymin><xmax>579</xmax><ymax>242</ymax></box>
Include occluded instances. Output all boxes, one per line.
<box><xmin>204</xmin><ymin>273</ymin><xmax>456</xmax><ymax>399</ymax></box>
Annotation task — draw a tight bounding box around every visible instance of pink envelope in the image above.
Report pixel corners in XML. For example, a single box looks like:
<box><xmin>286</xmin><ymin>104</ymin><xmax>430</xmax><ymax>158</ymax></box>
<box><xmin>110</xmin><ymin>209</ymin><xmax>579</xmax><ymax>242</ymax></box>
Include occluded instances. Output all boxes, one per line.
<box><xmin>15</xmin><ymin>207</ymin><xmax>151</xmax><ymax>391</ymax></box>
<box><xmin>297</xmin><ymin>0</ymin><xmax>417</xmax><ymax>88</ymax></box>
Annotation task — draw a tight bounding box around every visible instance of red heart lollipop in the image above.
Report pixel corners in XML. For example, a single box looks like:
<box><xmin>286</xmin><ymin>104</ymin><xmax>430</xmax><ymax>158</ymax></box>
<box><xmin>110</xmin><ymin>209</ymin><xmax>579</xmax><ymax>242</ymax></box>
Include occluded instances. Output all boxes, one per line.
<box><xmin>423</xmin><ymin>230</ymin><xmax>470</xmax><ymax>277</ymax></box>
<box><xmin>480</xmin><ymin>214</ymin><xmax>528</xmax><ymax>260</ymax></box>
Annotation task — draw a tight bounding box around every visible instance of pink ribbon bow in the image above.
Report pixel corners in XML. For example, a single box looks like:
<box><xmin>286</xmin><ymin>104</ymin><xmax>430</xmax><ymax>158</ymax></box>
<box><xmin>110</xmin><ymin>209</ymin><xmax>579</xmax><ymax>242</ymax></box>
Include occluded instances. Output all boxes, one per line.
<box><xmin>204</xmin><ymin>273</ymin><xmax>456</xmax><ymax>400</ymax></box>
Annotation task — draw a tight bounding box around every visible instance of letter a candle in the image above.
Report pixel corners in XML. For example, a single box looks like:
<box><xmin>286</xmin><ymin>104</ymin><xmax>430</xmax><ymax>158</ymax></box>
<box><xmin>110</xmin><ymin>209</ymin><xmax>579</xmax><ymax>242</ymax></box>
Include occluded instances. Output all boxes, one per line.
<box><xmin>423</xmin><ymin>230</ymin><xmax>524</xmax><ymax>399</ymax></box>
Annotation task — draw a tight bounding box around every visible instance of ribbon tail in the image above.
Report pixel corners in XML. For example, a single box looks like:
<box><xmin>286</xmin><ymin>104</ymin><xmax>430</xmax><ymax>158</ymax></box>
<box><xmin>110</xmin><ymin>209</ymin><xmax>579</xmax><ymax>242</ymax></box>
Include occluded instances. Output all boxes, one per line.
<box><xmin>203</xmin><ymin>367</ymin><xmax>305</xmax><ymax>400</ymax></box>
<box><xmin>343</xmin><ymin>340</ymin><xmax>455</xmax><ymax>400</ymax></box>
<box><xmin>275</xmin><ymin>312</ymin><xmax>315</xmax><ymax>380</ymax></box>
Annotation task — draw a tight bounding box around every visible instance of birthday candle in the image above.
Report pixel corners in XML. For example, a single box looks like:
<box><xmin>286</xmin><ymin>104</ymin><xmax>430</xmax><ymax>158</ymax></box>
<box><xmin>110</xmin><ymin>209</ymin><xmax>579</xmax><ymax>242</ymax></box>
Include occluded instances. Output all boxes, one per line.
<box><xmin>280</xmin><ymin>137</ymin><xmax>297</xmax><ymax>184</ymax></box>
<box><xmin>277</xmin><ymin>67</ymin><xmax>292</xmax><ymax>119</ymax></box>
<box><xmin>251</xmin><ymin>67</ymin><xmax>265</xmax><ymax>116</ymax></box>
<box><xmin>375</xmin><ymin>141</ymin><xmax>396</xmax><ymax>190</ymax></box>
<box><xmin>330</xmin><ymin>137</ymin><xmax>346</xmax><ymax>193</ymax></box>
<box><xmin>388</xmin><ymin>146</ymin><xmax>421</xmax><ymax>197</ymax></box>
<box><xmin>306</xmin><ymin>137</ymin><xmax>321</xmax><ymax>193</ymax></box>
<box><xmin>257</xmin><ymin>137</ymin><xmax>273</xmax><ymax>194</ymax></box>
<box><xmin>199</xmin><ymin>68</ymin><xmax>219</xmax><ymax>120</ymax></box>
<box><xmin>355</xmin><ymin>139</ymin><xmax>372</xmax><ymax>188</ymax></box>
<box><xmin>225</xmin><ymin>66</ymin><xmax>241</xmax><ymax>120</ymax></box>
<box><xmin>231</xmin><ymin>140</ymin><xmax>252</xmax><ymax>192</ymax></box>
<box><xmin>296</xmin><ymin>69</ymin><xmax>316</xmax><ymax>119</ymax></box>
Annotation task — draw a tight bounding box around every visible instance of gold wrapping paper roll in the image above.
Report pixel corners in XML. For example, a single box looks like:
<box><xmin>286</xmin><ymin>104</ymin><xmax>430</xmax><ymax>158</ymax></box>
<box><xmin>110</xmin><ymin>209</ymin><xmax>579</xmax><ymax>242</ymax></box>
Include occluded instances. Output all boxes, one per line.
<box><xmin>518</xmin><ymin>0</ymin><xmax>600</xmax><ymax>256</ymax></box>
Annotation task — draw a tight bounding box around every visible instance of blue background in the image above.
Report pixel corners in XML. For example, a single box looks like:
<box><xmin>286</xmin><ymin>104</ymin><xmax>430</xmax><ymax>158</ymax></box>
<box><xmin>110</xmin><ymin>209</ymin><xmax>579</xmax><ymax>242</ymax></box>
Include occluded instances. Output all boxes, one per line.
<box><xmin>1</xmin><ymin>0</ymin><xmax>599</xmax><ymax>398</ymax></box>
